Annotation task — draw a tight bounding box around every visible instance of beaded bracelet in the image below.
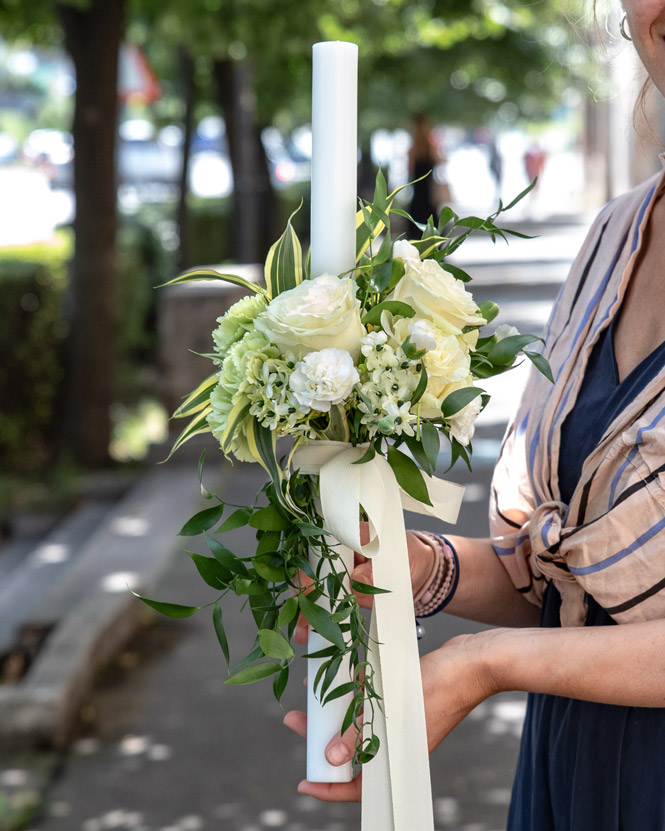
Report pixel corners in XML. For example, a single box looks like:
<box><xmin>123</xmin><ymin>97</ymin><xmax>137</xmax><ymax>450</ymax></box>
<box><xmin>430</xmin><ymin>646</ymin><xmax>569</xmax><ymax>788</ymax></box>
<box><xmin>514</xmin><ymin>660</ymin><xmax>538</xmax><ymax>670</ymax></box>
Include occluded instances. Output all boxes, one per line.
<box><xmin>411</xmin><ymin>531</ymin><xmax>460</xmax><ymax>618</ymax></box>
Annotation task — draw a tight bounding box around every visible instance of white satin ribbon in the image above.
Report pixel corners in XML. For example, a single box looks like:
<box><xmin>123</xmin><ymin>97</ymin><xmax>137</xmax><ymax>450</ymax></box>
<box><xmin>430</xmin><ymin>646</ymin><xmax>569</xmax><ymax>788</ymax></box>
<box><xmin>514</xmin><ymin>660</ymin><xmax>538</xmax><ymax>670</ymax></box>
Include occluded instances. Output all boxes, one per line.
<box><xmin>293</xmin><ymin>441</ymin><xmax>464</xmax><ymax>830</ymax></box>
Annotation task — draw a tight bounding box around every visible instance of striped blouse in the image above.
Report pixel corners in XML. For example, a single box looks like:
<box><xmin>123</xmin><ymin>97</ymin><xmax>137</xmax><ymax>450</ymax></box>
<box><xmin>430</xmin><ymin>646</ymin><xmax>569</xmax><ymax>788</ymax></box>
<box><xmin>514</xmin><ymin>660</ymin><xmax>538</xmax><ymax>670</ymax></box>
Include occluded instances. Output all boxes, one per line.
<box><xmin>489</xmin><ymin>160</ymin><xmax>665</xmax><ymax>627</ymax></box>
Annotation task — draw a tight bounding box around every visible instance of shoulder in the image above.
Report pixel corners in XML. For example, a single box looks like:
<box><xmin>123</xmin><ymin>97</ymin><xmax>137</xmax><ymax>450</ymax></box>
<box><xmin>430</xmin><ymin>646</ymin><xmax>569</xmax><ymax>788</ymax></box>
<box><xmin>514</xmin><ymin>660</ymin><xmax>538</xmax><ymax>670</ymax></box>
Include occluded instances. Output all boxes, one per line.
<box><xmin>593</xmin><ymin>170</ymin><xmax>663</xmax><ymax>234</ymax></box>
<box><xmin>559</xmin><ymin>171</ymin><xmax>664</xmax><ymax>292</ymax></box>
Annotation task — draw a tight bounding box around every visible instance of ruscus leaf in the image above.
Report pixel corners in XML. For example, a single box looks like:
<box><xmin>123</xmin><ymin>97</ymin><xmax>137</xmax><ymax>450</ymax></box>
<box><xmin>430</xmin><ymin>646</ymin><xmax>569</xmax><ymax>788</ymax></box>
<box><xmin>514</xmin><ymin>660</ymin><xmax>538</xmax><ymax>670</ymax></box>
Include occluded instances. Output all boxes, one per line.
<box><xmin>218</xmin><ymin>507</ymin><xmax>253</xmax><ymax>533</ymax></box>
<box><xmin>441</xmin><ymin>387</ymin><xmax>485</xmax><ymax>419</ymax></box>
<box><xmin>179</xmin><ymin>503</ymin><xmax>225</xmax><ymax>536</ymax></box>
<box><xmin>249</xmin><ymin>505</ymin><xmax>291</xmax><ymax>531</ymax></box>
<box><xmin>132</xmin><ymin>592</ymin><xmax>199</xmax><ymax>618</ymax></box>
<box><xmin>259</xmin><ymin>628</ymin><xmax>294</xmax><ymax>660</ymax></box>
<box><xmin>524</xmin><ymin>350</ymin><xmax>554</xmax><ymax>383</ymax></box>
<box><xmin>277</xmin><ymin>596</ymin><xmax>299</xmax><ymax>627</ymax></box>
<box><xmin>350</xmin><ymin>579</ymin><xmax>390</xmax><ymax>595</ymax></box>
<box><xmin>273</xmin><ymin>664</ymin><xmax>289</xmax><ymax>702</ymax></box>
<box><xmin>213</xmin><ymin>603</ymin><xmax>230</xmax><ymax>667</ymax></box>
<box><xmin>225</xmin><ymin>662</ymin><xmax>282</xmax><ymax>686</ymax></box>
<box><xmin>186</xmin><ymin>551</ymin><xmax>231</xmax><ymax>589</ymax></box>
<box><xmin>386</xmin><ymin>445</ymin><xmax>432</xmax><ymax>506</ymax></box>
<box><xmin>299</xmin><ymin>594</ymin><xmax>345</xmax><ymax>650</ymax></box>
<box><xmin>323</xmin><ymin>681</ymin><xmax>356</xmax><ymax>705</ymax></box>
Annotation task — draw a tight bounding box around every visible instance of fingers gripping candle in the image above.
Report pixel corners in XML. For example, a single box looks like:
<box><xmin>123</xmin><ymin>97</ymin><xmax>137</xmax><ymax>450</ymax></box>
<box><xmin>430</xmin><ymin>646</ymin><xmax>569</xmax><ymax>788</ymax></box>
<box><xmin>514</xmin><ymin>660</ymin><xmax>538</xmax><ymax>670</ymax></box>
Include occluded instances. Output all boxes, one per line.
<box><xmin>307</xmin><ymin>40</ymin><xmax>357</xmax><ymax>784</ymax></box>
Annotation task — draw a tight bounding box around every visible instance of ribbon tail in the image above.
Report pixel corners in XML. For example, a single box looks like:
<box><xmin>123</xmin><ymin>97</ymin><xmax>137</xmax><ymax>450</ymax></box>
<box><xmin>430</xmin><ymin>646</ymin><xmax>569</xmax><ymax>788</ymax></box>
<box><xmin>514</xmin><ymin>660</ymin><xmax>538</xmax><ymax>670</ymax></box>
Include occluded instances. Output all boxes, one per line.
<box><xmin>360</xmin><ymin>460</ymin><xmax>435</xmax><ymax>831</ymax></box>
<box><xmin>362</xmin><ymin>611</ymin><xmax>393</xmax><ymax>830</ymax></box>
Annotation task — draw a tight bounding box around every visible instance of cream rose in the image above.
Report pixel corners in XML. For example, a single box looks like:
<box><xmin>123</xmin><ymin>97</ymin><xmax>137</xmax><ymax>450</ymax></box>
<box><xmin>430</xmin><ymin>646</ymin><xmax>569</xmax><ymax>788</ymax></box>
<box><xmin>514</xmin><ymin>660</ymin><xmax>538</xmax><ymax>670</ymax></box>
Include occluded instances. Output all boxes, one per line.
<box><xmin>289</xmin><ymin>348</ymin><xmax>360</xmax><ymax>412</ymax></box>
<box><xmin>383</xmin><ymin>315</ymin><xmax>472</xmax><ymax>417</ymax></box>
<box><xmin>391</xmin><ymin>258</ymin><xmax>485</xmax><ymax>335</ymax></box>
<box><xmin>254</xmin><ymin>274</ymin><xmax>365</xmax><ymax>359</ymax></box>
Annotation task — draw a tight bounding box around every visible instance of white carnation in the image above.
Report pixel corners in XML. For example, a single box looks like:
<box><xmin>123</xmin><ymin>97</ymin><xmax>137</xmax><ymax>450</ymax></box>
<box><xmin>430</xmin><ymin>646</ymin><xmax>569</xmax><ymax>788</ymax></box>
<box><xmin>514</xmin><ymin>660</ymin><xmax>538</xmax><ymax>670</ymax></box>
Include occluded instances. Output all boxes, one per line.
<box><xmin>449</xmin><ymin>395</ymin><xmax>483</xmax><ymax>447</ymax></box>
<box><xmin>289</xmin><ymin>348</ymin><xmax>360</xmax><ymax>412</ymax></box>
<box><xmin>392</xmin><ymin>239</ymin><xmax>420</xmax><ymax>261</ymax></box>
<box><xmin>494</xmin><ymin>324</ymin><xmax>520</xmax><ymax>341</ymax></box>
<box><xmin>408</xmin><ymin>319</ymin><xmax>437</xmax><ymax>352</ymax></box>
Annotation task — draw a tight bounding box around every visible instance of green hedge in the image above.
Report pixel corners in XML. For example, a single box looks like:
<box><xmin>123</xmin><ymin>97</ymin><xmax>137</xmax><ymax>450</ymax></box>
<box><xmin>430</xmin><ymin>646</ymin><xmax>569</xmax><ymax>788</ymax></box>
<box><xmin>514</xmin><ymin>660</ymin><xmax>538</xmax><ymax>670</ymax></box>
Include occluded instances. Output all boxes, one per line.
<box><xmin>0</xmin><ymin>234</ymin><xmax>71</xmax><ymax>474</ymax></box>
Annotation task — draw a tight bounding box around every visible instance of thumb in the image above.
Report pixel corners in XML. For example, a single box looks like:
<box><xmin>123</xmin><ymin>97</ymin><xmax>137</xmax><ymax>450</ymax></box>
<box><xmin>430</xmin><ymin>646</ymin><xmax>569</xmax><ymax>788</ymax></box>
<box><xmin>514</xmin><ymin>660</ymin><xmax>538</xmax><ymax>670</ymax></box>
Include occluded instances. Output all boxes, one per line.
<box><xmin>325</xmin><ymin>724</ymin><xmax>358</xmax><ymax>766</ymax></box>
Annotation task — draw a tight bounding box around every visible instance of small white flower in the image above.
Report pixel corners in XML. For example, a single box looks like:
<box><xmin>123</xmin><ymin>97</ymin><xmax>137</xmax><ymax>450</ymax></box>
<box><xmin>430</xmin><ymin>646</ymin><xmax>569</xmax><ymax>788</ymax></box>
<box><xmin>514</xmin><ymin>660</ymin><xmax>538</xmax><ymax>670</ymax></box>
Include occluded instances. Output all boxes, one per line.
<box><xmin>494</xmin><ymin>324</ymin><xmax>520</xmax><ymax>341</ymax></box>
<box><xmin>393</xmin><ymin>239</ymin><xmax>420</xmax><ymax>262</ymax></box>
<box><xmin>408</xmin><ymin>319</ymin><xmax>437</xmax><ymax>352</ymax></box>
<box><xmin>289</xmin><ymin>348</ymin><xmax>360</xmax><ymax>412</ymax></box>
<box><xmin>449</xmin><ymin>395</ymin><xmax>483</xmax><ymax>447</ymax></box>
<box><xmin>361</xmin><ymin>330</ymin><xmax>388</xmax><ymax>357</ymax></box>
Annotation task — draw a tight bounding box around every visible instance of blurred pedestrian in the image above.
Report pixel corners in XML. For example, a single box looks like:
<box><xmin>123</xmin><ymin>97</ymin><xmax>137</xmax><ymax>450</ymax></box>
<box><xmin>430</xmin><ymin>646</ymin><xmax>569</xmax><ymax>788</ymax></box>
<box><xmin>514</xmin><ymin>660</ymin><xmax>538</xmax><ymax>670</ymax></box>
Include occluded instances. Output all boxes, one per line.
<box><xmin>407</xmin><ymin>114</ymin><xmax>439</xmax><ymax>225</ymax></box>
<box><xmin>523</xmin><ymin>141</ymin><xmax>546</xmax><ymax>191</ymax></box>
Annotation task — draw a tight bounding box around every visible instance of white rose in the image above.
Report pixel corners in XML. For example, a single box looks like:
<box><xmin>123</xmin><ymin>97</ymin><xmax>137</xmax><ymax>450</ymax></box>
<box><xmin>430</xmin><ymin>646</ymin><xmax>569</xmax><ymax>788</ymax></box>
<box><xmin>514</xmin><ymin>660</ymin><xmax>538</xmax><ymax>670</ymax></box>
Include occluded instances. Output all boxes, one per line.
<box><xmin>392</xmin><ymin>239</ymin><xmax>420</xmax><ymax>261</ymax></box>
<box><xmin>494</xmin><ymin>324</ymin><xmax>520</xmax><ymax>341</ymax></box>
<box><xmin>289</xmin><ymin>348</ymin><xmax>360</xmax><ymax>412</ymax></box>
<box><xmin>391</xmin><ymin>258</ymin><xmax>485</xmax><ymax>335</ymax></box>
<box><xmin>408</xmin><ymin>319</ymin><xmax>437</xmax><ymax>352</ymax></box>
<box><xmin>254</xmin><ymin>274</ymin><xmax>365</xmax><ymax>359</ymax></box>
<box><xmin>449</xmin><ymin>394</ymin><xmax>483</xmax><ymax>447</ymax></box>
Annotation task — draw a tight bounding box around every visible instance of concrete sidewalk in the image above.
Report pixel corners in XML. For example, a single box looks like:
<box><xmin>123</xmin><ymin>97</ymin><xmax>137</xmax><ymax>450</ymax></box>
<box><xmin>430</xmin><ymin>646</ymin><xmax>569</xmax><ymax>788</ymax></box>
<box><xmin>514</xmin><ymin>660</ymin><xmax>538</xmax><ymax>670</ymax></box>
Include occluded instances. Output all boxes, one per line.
<box><xmin>22</xmin><ymin>457</ymin><xmax>526</xmax><ymax>831</ymax></box>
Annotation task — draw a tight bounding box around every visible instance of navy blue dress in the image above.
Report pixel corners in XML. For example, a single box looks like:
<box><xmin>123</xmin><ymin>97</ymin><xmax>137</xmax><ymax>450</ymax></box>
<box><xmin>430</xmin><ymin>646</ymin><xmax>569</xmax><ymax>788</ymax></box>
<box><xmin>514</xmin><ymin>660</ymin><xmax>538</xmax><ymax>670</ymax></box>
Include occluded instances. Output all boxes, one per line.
<box><xmin>508</xmin><ymin>317</ymin><xmax>665</xmax><ymax>831</ymax></box>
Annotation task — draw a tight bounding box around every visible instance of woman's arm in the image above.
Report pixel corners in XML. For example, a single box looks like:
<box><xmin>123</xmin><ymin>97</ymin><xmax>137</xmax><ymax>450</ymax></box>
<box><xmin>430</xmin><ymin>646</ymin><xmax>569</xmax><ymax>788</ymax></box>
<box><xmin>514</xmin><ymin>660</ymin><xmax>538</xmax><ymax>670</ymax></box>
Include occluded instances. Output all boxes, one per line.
<box><xmin>290</xmin><ymin>618</ymin><xmax>665</xmax><ymax>802</ymax></box>
<box><xmin>350</xmin><ymin>531</ymin><xmax>541</xmax><ymax>628</ymax></box>
<box><xmin>420</xmin><ymin>534</ymin><xmax>541</xmax><ymax>628</ymax></box>
<box><xmin>294</xmin><ymin>532</ymin><xmax>540</xmax><ymax>646</ymax></box>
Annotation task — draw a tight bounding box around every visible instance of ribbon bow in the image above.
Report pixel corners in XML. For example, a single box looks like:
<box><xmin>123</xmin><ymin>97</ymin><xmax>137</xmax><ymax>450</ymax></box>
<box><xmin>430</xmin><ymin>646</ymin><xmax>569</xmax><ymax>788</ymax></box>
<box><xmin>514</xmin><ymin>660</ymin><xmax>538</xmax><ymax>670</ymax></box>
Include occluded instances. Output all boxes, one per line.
<box><xmin>294</xmin><ymin>441</ymin><xmax>464</xmax><ymax>830</ymax></box>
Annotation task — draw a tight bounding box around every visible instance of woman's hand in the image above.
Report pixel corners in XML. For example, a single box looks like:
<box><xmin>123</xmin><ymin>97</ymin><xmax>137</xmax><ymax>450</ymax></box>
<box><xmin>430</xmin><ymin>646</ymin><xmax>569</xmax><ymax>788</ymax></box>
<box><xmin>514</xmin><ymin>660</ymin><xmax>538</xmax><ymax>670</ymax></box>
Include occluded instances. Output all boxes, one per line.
<box><xmin>284</xmin><ymin>630</ymin><xmax>501</xmax><ymax>802</ymax></box>
<box><xmin>294</xmin><ymin>523</ymin><xmax>437</xmax><ymax>644</ymax></box>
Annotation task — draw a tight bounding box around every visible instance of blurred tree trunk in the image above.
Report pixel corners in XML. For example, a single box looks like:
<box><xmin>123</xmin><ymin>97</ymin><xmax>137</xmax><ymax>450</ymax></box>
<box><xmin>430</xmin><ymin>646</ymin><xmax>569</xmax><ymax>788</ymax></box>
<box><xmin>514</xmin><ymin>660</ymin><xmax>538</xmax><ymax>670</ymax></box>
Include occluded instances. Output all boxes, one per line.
<box><xmin>213</xmin><ymin>58</ymin><xmax>275</xmax><ymax>263</ymax></box>
<box><xmin>58</xmin><ymin>0</ymin><xmax>125</xmax><ymax>466</ymax></box>
<box><xmin>177</xmin><ymin>47</ymin><xmax>195</xmax><ymax>272</ymax></box>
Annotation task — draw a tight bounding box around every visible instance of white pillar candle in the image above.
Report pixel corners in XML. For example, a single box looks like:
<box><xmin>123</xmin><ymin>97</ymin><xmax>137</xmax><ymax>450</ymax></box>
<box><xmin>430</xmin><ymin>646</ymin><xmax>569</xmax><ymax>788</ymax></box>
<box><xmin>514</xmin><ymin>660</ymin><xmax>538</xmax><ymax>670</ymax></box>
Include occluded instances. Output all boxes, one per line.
<box><xmin>310</xmin><ymin>41</ymin><xmax>358</xmax><ymax>279</ymax></box>
<box><xmin>307</xmin><ymin>40</ymin><xmax>358</xmax><ymax>785</ymax></box>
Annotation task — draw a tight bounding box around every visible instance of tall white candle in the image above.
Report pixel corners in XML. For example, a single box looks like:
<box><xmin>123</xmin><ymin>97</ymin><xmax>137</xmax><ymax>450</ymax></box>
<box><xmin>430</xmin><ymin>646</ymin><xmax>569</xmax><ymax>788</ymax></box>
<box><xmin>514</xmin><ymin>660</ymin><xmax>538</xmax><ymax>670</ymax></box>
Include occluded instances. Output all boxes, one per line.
<box><xmin>307</xmin><ymin>40</ymin><xmax>358</xmax><ymax>785</ymax></box>
<box><xmin>310</xmin><ymin>41</ymin><xmax>358</xmax><ymax>279</ymax></box>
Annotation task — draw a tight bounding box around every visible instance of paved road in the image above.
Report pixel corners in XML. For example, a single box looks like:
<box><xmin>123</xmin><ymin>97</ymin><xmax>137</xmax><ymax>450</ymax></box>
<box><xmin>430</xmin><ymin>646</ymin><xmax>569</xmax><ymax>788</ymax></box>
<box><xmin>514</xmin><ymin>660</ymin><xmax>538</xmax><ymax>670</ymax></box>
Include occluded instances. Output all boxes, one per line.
<box><xmin>27</xmin><ymin>240</ymin><xmax>574</xmax><ymax>831</ymax></box>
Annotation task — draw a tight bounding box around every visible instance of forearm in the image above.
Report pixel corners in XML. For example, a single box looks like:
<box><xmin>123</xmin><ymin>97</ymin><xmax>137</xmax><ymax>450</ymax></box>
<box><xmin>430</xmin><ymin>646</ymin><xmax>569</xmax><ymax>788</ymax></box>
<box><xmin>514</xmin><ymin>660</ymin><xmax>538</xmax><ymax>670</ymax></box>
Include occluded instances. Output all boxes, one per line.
<box><xmin>414</xmin><ymin>533</ymin><xmax>540</xmax><ymax>628</ymax></box>
<box><xmin>486</xmin><ymin>621</ymin><xmax>665</xmax><ymax>707</ymax></box>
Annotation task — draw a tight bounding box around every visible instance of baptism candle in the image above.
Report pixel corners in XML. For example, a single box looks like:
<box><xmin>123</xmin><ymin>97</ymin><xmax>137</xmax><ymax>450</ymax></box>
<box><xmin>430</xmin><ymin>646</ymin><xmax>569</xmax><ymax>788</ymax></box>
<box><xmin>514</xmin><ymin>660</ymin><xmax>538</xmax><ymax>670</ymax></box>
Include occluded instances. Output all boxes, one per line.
<box><xmin>310</xmin><ymin>41</ymin><xmax>358</xmax><ymax>279</ymax></box>
<box><xmin>306</xmin><ymin>40</ymin><xmax>358</xmax><ymax>785</ymax></box>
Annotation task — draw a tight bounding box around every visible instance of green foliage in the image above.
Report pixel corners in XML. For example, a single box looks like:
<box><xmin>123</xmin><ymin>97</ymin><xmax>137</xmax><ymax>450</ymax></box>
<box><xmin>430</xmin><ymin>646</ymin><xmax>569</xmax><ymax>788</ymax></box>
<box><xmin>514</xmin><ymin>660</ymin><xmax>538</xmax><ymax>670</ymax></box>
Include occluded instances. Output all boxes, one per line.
<box><xmin>0</xmin><ymin>232</ymin><xmax>70</xmax><ymax>475</ymax></box>
<box><xmin>264</xmin><ymin>204</ymin><xmax>304</xmax><ymax>300</ymax></box>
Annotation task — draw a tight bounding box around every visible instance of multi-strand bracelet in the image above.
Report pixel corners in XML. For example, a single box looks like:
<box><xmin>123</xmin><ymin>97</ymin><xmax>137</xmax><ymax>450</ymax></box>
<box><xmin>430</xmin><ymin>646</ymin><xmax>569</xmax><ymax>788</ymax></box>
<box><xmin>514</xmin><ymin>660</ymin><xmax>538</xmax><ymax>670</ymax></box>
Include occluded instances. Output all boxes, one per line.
<box><xmin>411</xmin><ymin>531</ymin><xmax>460</xmax><ymax>618</ymax></box>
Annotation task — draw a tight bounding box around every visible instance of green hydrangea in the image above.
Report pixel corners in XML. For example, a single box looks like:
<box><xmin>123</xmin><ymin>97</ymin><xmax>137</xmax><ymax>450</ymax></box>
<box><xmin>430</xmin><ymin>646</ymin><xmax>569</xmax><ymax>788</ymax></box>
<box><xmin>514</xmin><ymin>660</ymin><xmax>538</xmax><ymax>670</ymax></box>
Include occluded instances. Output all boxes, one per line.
<box><xmin>208</xmin><ymin>329</ymin><xmax>276</xmax><ymax>460</ymax></box>
<box><xmin>211</xmin><ymin>293</ymin><xmax>267</xmax><ymax>364</ymax></box>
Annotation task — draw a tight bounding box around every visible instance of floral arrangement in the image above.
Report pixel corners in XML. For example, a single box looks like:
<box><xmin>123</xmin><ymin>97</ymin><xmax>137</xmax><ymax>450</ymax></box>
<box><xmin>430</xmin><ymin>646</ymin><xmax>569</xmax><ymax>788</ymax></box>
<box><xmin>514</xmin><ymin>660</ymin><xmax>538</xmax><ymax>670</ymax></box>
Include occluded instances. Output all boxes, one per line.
<box><xmin>138</xmin><ymin>173</ymin><xmax>550</xmax><ymax>764</ymax></box>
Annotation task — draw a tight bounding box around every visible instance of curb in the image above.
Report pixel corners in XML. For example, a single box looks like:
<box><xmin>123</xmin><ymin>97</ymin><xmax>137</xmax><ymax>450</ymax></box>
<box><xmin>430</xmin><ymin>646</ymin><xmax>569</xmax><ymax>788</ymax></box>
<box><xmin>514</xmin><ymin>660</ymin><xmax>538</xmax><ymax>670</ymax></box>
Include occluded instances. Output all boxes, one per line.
<box><xmin>0</xmin><ymin>464</ymin><xmax>208</xmax><ymax>752</ymax></box>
